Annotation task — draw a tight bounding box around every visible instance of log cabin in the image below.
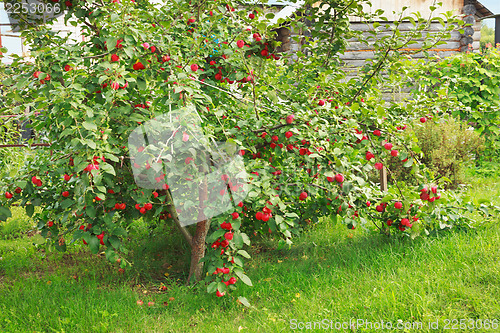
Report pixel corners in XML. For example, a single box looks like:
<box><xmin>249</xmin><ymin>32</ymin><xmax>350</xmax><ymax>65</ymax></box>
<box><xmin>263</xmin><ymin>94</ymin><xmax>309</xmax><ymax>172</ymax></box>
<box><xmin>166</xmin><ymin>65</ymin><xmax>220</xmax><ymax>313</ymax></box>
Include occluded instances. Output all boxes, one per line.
<box><xmin>268</xmin><ymin>0</ymin><xmax>494</xmax><ymax>67</ymax></box>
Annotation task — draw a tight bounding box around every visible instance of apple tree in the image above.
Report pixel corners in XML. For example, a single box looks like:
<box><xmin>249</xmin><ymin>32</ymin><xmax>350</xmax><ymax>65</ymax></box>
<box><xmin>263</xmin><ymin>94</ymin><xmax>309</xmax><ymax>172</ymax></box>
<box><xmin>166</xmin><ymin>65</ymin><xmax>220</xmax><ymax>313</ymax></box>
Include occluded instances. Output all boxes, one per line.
<box><xmin>1</xmin><ymin>0</ymin><xmax>498</xmax><ymax>299</ymax></box>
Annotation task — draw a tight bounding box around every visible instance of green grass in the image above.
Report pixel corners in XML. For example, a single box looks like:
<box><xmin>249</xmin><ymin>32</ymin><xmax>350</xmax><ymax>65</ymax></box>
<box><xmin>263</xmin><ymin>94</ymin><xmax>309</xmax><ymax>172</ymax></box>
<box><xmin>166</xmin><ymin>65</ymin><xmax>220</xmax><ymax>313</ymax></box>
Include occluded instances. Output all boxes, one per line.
<box><xmin>0</xmin><ymin>169</ymin><xmax>499</xmax><ymax>332</ymax></box>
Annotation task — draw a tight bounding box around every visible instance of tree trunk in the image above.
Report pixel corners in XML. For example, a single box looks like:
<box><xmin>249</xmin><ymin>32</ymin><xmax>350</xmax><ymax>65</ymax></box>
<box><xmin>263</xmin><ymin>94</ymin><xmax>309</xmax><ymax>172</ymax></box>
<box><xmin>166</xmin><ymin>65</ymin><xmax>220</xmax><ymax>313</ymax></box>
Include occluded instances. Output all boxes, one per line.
<box><xmin>186</xmin><ymin>217</ymin><xmax>211</xmax><ymax>283</ymax></box>
<box><xmin>186</xmin><ymin>172</ymin><xmax>210</xmax><ymax>284</ymax></box>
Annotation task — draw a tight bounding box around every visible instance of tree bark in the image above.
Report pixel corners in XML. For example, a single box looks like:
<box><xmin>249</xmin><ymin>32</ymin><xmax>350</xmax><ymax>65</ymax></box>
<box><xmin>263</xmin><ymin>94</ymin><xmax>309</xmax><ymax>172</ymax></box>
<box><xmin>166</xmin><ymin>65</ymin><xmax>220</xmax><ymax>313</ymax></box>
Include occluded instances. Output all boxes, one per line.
<box><xmin>186</xmin><ymin>172</ymin><xmax>210</xmax><ymax>284</ymax></box>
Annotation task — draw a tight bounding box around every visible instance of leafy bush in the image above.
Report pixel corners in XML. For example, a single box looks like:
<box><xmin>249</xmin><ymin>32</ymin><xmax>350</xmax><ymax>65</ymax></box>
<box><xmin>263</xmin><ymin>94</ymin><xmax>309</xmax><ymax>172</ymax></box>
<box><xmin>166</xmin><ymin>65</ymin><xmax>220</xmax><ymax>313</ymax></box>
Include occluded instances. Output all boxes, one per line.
<box><xmin>401</xmin><ymin>45</ymin><xmax>500</xmax><ymax>158</ymax></box>
<box><xmin>388</xmin><ymin>116</ymin><xmax>484</xmax><ymax>188</ymax></box>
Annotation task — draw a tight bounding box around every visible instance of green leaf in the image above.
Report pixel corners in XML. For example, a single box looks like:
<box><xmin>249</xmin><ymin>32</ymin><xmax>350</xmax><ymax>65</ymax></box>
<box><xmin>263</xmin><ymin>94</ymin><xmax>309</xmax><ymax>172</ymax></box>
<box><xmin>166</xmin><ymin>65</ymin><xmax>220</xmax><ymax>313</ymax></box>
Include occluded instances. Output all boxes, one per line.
<box><xmin>105</xmin><ymin>38</ymin><xmax>116</xmax><ymax>52</ymax></box>
<box><xmin>398</xmin><ymin>151</ymin><xmax>408</xmax><ymax>161</ymax></box>
<box><xmin>206</xmin><ymin>229</ymin><xmax>225</xmax><ymax>243</ymax></box>
<box><xmin>234</xmin><ymin>270</ymin><xmax>253</xmax><ymax>286</ymax></box>
<box><xmin>84</xmin><ymin>139</ymin><xmax>97</xmax><ymax>149</ymax></box>
<box><xmin>403</xmin><ymin>158</ymin><xmax>413</xmax><ymax>168</ymax></box>
<box><xmin>233</xmin><ymin>256</ymin><xmax>244</xmax><ymax>266</ymax></box>
<box><xmin>342</xmin><ymin>182</ymin><xmax>353</xmax><ymax>194</ymax></box>
<box><xmin>61</xmin><ymin>199</ymin><xmax>74</xmax><ymax>209</ymax></box>
<box><xmin>232</xmin><ymin>232</ymin><xmax>243</xmax><ymax>248</ymax></box>
<box><xmin>100</xmin><ymin>163</ymin><xmax>116</xmax><ymax>176</ymax></box>
<box><xmin>88</xmin><ymin>236</ymin><xmax>100</xmax><ymax>254</ymax></box>
<box><xmin>86</xmin><ymin>205</ymin><xmax>97</xmax><ymax>218</ymax></box>
<box><xmin>112</xmin><ymin>227</ymin><xmax>127</xmax><ymax>237</ymax></box>
<box><xmin>237</xmin><ymin>250</ymin><xmax>251</xmax><ymax>259</ymax></box>
<box><xmin>207</xmin><ymin>281</ymin><xmax>217</xmax><ymax>293</ymax></box>
<box><xmin>137</xmin><ymin>78</ymin><xmax>147</xmax><ymax>90</ymax></box>
<box><xmin>241</xmin><ymin>233</ymin><xmax>250</xmax><ymax>246</ymax></box>
<box><xmin>25</xmin><ymin>204</ymin><xmax>34</xmax><ymax>218</ymax></box>
<box><xmin>109</xmin><ymin>235</ymin><xmax>121</xmax><ymax>250</ymax></box>
<box><xmin>105</xmin><ymin>247</ymin><xmax>117</xmax><ymax>261</ymax></box>
<box><xmin>217</xmin><ymin>282</ymin><xmax>227</xmax><ymax>293</ymax></box>
<box><xmin>82</xmin><ymin>121</ymin><xmax>97</xmax><ymax>131</ymax></box>
<box><xmin>237</xmin><ymin>296</ymin><xmax>251</xmax><ymax>307</ymax></box>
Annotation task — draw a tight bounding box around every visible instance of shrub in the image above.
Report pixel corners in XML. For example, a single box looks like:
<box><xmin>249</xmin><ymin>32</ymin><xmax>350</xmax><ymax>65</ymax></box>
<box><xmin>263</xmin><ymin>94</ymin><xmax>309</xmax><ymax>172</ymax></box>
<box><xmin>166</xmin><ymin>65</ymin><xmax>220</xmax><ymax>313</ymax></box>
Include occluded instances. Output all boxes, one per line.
<box><xmin>388</xmin><ymin>116</ymin><xmax>484</xmax><ymax>188</ymax></box>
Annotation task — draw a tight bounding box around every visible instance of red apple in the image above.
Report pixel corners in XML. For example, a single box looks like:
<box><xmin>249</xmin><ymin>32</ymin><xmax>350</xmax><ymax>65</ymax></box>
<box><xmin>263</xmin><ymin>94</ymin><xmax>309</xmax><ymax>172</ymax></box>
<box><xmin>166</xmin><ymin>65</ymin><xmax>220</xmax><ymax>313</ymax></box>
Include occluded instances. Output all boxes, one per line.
<box><xmin>190</xmin><ymin>64</ymin><xmax>199</xmax><ymax>72</ymax></box>
<box><xmin>335</xmin><ymin>173</ymin><xmax>344</xmax><ymax>183</ymax></box>
<box><xmin>390</xmin><ymin>150</ymin><xmax>398</xmax><ymax>157</ymax></box>
<box><xmin>384</xmin><ymin>143</ymin><xmax>392</xmax><ymax>150</ymax></box>
<box><xmin>47</xmin><ymin>221</ymin><xmax>54</xmax><ymax>227</ymax></box>
<box><xmin>420</xmin><ymin>117</ymin><xmax>427</xmax><ymax>123</ymax></box>
<box><xmin>420</xmin><ymin>192</ymin><xmax>429</xmax><ymax>201</ymax></box>
<box><xmin>231</xmin><ymin>212</ymin><xmax>239</xmax><ymax>220</ymax></box>
<box><xmin>299</xmin><ymin>192</ymin><xmax>308</xmax><ymax>200</ymax></box>
<box><xmin>62</xmin><ymin>191</ymin><xmax>70</xmax><ymax>197</ymax></box>
<box><xmin>111</xmin><ymin>54</ymin><xmax>119</xmax><ymax>62</ymax></box>
<box><xmin>394</xmin><ymin>202</ymin><xmax>402</xmax><ymax>209</ymax></box>
<box><xmin>64</xmin><ymin>64</ymin><xmax>72</xmax><ymax>71</ymax></box>
<box><xmin>236</xmin><ymin>40</ymin><xmax>245</xmax><ymax>48</ymax></box>
<box><xmin>133</xmin><ymin>62</ymin><xmax>145</xmax><ymax>70</ymax></box>
<box><xmin>374</xmin><ymin>163</ymin><xmax>383</xmax><ymax>170</ymax></box>
<box><xmin>373</xmin><ymin>130</ymin><xmax>381</xmax><ymax>136</ymax></box>
<box><xmin>286</xmin><ymin>115</ymin><xmax>295</xmax><ymax>124</ymax></box>
<box><xmin>318</xmin><ymin>100</ymin><xmax>325</xmax><ymax>106</ymax></box>
<box><xmin>14</xmin><ymin>187</ymin><xmax>22</xmax><ymax>194</ymax></box>
<box><xmin>4</xmin><ymin>192</ymin><xmax>12</xmax><ymax>199</ymax></box>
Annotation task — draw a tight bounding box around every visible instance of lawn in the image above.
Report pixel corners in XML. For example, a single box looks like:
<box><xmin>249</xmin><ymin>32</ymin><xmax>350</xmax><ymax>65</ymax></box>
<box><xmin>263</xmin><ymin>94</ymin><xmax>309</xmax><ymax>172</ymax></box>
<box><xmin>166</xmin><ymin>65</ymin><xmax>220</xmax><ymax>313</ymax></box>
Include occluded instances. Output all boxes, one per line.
<box><xmin>0</xmin><ymin>164</ymin><xmax>499</xmax><ymax>332</ymax></box>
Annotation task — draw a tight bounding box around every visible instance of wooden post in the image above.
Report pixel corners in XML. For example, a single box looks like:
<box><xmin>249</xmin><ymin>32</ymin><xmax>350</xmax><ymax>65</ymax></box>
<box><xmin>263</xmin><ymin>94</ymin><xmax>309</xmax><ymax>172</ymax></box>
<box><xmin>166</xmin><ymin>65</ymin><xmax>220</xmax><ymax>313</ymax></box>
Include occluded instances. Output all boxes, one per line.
<box><xmin>379</xmin><ymin>166</ymin><xmax>387</xmax><ymax>192</ymax></box>
<box><xmin>496</xmin><ymin>16</ymin><xmax>500</xmax><ymax>47</ymax></box>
